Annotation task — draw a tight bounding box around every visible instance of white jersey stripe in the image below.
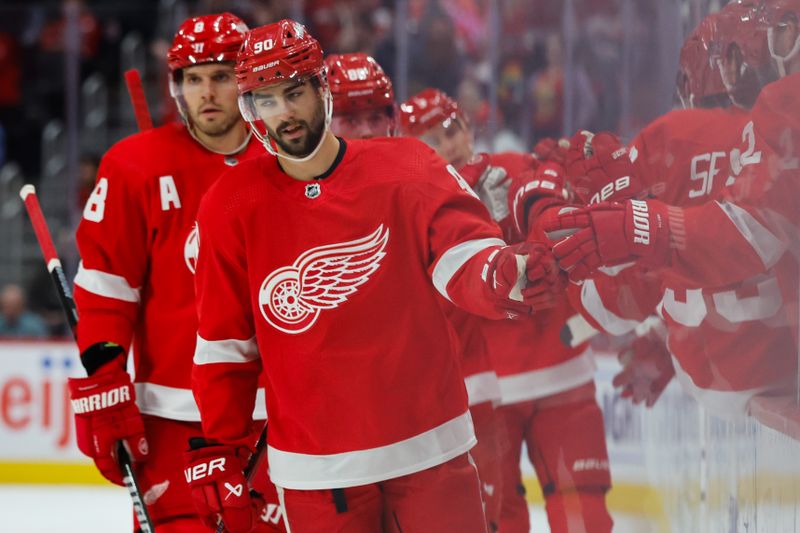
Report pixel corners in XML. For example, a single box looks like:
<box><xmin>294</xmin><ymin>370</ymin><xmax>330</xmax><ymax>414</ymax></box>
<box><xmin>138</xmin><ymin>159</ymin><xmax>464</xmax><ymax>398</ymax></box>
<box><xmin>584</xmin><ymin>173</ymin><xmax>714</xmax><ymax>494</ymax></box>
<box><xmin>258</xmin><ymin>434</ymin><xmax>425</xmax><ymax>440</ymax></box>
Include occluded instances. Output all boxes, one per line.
<box><xmin>432</xmin><ymin>238</ymin><xmax>505</xmax><ymax>301</ymax></box>
<box><xmin>268</xmin><ymin>410</ymin><xmax>476</xmax><ymax>490</ymax></box>
<box><xmin>716</xmin><ymin>200</ymin><xmax>786</xmax><ymax>269</ymax></box>
<box><xmin>497</xmin><ymin>349</ymin><xmax>596</xmax><ymax>405</ymax></box>
<box><xmin>135</xmin><ymin>382</ymin><xmax>267</xmax><ymax>421</ymax></box>
<box><xmin>671</xmin><ymin>355</ymin><xmax>762</xmax><ymax>418</ymax></box>
<box><xmin>74</xmin><ymin>262</ymin><xmax>141</xmax><ymax>303</ymax></box>
<box><xmin>194</xmin><ymin>335</ymin><xmax>259</xmax><ymax>365</ymax></box>
<box><xmin>464</xmin><ymin>371</ymin><xmax>502</xmax><ymax>406</ymax></box>
<box><xmin>581</xmin><ymin>279</ymin><xmax>640</xmax><ymax>336</ymax></box>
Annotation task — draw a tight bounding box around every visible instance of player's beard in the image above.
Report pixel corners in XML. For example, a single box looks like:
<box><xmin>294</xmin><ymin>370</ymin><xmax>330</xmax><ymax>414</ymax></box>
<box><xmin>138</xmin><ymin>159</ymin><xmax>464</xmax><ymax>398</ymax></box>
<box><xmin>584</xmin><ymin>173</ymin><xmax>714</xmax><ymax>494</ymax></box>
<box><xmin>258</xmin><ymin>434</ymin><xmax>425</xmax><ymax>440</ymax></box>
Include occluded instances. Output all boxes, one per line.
<box><xmin>267</xmin><ymin>98</ymin><xmax>326</xmax><ymax>157</ymax></box>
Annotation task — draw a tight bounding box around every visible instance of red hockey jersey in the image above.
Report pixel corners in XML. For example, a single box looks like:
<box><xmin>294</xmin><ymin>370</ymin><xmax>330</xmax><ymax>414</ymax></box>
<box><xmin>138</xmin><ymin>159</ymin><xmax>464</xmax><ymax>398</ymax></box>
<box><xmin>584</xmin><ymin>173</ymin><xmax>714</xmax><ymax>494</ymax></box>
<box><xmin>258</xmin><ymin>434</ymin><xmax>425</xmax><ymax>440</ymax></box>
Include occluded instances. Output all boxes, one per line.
<box><xmin>574</xmin><ymin>107</ymin><xmax>797</xmax><ymax>416</ymax></box>
<box><xmin>74</xmin><ymin>122</ymin><xmax>266</xmax><ymax>421</ymax></box>
<box><xmin>193</xmin><ymin>137</ymin><xmax>510</xmax><ymax>490</ymax></box>
<box><xmin>487</xmin><ymin>154</ymin><xmax>594</xmax><ymax>405</ymax></box>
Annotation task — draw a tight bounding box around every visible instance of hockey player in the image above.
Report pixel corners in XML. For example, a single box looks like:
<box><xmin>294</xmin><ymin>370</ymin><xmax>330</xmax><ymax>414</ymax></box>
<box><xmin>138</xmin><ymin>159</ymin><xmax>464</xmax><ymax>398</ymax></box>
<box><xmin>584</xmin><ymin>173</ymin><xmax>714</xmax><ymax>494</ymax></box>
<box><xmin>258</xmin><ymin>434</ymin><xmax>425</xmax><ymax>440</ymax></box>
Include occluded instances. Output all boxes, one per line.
<box><xmin>326</xmin><ymin>53</ymin><xmax>505</xmax><ymax>533</ymax></box>
<box><xmin>400</xmin><ymin>89</ymin><xmax>613</xmax><ymax>533</ymax></box>
<box><xmin>184</xmin><ymin>20</ymin><xmax>561</xmax><ymax>533</ymax></box>
<box><xmin>325</xmin><ymin>52</ymin><xmax>396</xmax><ymax>139</ymax></box>
<box><xmin>69</xmin><ymin>13</ymin><xmax>283</xmax><ymax>532</ymax></box>
<box><xmin>544</xmin><ymin>5</ymin><xmax>798</xmax><ymax>419</ymax></box>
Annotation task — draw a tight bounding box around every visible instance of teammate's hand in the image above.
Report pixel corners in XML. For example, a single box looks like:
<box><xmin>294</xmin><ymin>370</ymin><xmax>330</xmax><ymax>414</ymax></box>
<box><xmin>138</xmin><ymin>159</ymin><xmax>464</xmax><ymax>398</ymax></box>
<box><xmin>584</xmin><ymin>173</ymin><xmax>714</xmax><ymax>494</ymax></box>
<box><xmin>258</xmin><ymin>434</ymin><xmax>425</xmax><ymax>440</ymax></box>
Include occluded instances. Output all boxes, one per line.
<box><xmin>486</xmin><ymin>241</ymin><xmax>563</xmax><ymax>316</ymax></box>
<box><xmin>459</xmin><ymin>154</ymin><xmax>512</xmax><ymax>222</ymax></box>
<box><xmin>184</xmin><ymin>439</ymin><xmax>262</xmax><ymax>533</ymax></box>
<box><xmin>68</xmin><ymin>357</ymin><xmax>148</xmax><ymax>485</ymax></box>
<box><xmin>542</xmin><ymin>200</ymin><xmax>673</xmax><ymax>281</ymax></box>
<box><xmin>612</xmin><ymin>330</ymin><xmax>674</xmax><ymax>407</ymax></box>
<box><xmin>565</xmin><ymin>131</ymin><xmax>645</xmax><ymax>205</ymax></box>
<box><xmin>532</xmin><ymin>137</ymin><xmax>570</xmax><ymax>166</ymax></box>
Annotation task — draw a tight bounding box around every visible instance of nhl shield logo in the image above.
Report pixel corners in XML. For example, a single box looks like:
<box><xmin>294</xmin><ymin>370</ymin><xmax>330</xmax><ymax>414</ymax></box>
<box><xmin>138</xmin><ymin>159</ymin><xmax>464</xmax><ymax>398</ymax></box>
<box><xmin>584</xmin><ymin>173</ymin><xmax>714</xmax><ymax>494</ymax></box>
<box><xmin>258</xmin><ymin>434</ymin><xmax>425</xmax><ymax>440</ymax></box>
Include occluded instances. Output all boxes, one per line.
<box><xmin>305</xmin><ymin>182</ymin><xmax>321</xmax><ymax>199</ymax></box>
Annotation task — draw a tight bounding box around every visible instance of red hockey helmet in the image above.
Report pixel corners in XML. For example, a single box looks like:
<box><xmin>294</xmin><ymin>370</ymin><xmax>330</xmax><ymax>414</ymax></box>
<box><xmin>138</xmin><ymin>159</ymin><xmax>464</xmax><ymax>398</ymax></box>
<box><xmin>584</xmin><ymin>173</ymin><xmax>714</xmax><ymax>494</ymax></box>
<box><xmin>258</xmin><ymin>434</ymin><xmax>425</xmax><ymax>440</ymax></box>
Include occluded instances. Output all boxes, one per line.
<box><xmin>236</xmin><ymin>19</ymin><xmax>324</xmax><ymax>95</ymax></box>
<box><xmin>715</xmin><ymin>2</ymin><xmax>771</xmax><ymax>106</ymax></box>
<box><xmin>765</xmin><ymin>0</ymin><xmax>800</xmax><ymax>76</ymax></box>
<box><xmin>398</xmin><ymin>88</ymin><xmax>464</xmax><ymax>137</ymax></box>
<box><xmin>167</xmin><ymin>13</ymin><xmax>248</xmax><ymax>123</ymax></box>
<box><xmin>167</xmin><ymin>13</ymin><xmax>248</xmax><ymax>72</ymax></box>
<box><xmin>325</xmin><ymin>53</ymin><xmax>395</xmax><ymax>115</ymax></box>
<box><xmin>678</xmin><ymin>14</ymin><xmax>727</xmax><ymax>108</ymax></box>
<box><xmin>236</xmin><ymin>20</ymin><xmax>331</xmax><ymax>160</ymax></box>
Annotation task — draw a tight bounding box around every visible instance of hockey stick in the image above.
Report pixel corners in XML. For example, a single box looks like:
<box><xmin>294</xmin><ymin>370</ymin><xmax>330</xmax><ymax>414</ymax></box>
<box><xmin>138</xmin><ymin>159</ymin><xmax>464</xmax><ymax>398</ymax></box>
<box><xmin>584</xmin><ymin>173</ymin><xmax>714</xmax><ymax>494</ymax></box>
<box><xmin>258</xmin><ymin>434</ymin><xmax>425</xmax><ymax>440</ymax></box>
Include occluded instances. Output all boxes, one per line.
<box><xmin>124</xmin><ymin>69</ymin><xmax>154</xmax><ymax>131</ymax></box>
<box><xmin>19</xmin><ymin>184</ymin><xmax>155</xmax><ymax>533</ymax></box>
<box><xmin>560</xmin><ymin>313</ymin><xmax>599</xmax><ymax>348</ymax></box>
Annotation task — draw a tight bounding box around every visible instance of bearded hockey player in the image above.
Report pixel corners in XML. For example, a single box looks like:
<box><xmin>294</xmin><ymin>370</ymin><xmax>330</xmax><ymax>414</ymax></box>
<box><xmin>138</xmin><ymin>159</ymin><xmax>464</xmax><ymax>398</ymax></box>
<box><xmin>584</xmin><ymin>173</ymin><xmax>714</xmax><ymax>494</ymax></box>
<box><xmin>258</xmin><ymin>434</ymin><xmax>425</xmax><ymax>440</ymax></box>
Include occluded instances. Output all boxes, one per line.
<box><xmin>70</xmin><ymin>13</ymin><xmax>284</xmax><ymax>532</ymax></box>
<box><xmin>400</xmin><ymin>89</ymin><xmax>613</xmax><ymax>533</ymax></box>
<box><xmin>184</xmin><ymin>20</ymin><xmax>560</xmax><ymax>533</ymax></box>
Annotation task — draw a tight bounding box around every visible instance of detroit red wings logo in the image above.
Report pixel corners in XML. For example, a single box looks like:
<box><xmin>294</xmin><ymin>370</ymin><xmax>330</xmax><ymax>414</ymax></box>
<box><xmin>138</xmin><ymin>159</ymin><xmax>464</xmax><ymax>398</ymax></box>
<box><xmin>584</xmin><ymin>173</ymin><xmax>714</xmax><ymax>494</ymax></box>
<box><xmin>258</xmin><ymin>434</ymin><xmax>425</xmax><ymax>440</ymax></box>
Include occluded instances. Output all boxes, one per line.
<box><xmin>184</xmin><ymin>223</ymin><xmax>199</xmax><ymax>274</ymax></box>
<box><xmin>259</xmin><ymin>225</ymin><xmax>390</xmax><ymax>334</ymax></box>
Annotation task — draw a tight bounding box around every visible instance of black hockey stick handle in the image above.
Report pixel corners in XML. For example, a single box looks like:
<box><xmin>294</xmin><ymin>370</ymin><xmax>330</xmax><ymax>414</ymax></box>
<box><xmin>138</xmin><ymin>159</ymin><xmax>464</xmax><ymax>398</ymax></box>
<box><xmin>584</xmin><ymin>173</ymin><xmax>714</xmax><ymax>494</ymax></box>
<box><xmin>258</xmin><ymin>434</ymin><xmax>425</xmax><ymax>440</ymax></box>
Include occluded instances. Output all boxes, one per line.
<box><xmin>215</xmin><ymin>424</ymin><xmax>269</xmax><ymax>533</ymax></box>
<box><xmin>19</xmin><ymin>184</ymin><xmax>156</xmax><ymax>533</ymax></box>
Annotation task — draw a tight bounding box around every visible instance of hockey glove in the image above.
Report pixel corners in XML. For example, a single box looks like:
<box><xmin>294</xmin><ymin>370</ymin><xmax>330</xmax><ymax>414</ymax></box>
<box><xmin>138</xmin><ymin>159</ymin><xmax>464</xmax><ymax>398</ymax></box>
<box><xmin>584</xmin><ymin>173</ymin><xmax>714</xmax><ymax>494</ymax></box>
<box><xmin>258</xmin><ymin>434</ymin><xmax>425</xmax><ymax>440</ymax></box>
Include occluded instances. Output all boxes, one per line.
<box><xmin>565</xmin><ymin>131</ymin><xmax>646</xmax><ymax>205</ymax></box>
<box><xmin>68</xmin><ymin>352</ymin><xmax>148</xmax><ymax>486</ymax></box>
<box><xmin>184</xmin><ymin>439</ymin><xmax>263</xmax><ymax>533</ymax></box>
<box><xmin>459</xmin><ymin>154</ymin><xmax>512</xmax><ymax>222</ymax></box>
<box><xmin>543</xmin><ymin>200</ymin><xmax>675</xmax><ymax>282</ymax></box>
<box><xmin>485</xmin><ymin>241</ymin><xmax>563</xmax><ymax>317</ymax></box>
<box><xmin>613</xmin><ymin>328</ymin><xmax>674</xmax><ymax>407</ymax></box>
<box><xmin>532</xmin><ymin>137</ymin><xmax>570</xmax><ymax>166</ymax></box>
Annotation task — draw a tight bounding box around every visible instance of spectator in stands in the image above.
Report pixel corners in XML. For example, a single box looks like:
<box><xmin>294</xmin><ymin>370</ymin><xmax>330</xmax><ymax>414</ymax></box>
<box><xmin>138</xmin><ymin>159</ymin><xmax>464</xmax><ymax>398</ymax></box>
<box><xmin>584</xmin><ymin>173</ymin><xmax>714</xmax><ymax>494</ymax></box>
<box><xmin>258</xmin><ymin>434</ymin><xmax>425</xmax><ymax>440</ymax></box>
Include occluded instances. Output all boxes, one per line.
<box><xmin>0</xmin><ymin>283</ymin><xmax>48</xmax><ymax>338</ymax></box>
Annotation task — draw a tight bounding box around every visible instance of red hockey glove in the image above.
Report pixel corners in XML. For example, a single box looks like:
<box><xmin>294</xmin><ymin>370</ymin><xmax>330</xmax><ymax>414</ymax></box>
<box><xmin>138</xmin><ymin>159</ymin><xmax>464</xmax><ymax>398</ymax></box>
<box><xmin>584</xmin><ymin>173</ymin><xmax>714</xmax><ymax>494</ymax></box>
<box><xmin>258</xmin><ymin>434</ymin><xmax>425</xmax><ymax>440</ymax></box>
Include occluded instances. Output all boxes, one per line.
<box><xmin>543</xmin><ymin>200</ymin><xmax>674</xmax><ymax>282</ymax></box>
<box><xmin>184</xmin><ymin>439</ymin><xmax>263</xmax><ymax>533</ymax></box>
<box><xmin>485</xmin><ymin>241</ymin><xmax>563</xmax><ymax>317</ymax></box>
<box><xmin>68</xmin><ymin>355</ymin><xmax>148</xmax><ymax>485</ymax></box>
<box><xmin>612</xmin><ymin>329</ymin><xmax>674</xmax><ymax>407</ymax></box>
<box><xmin>532</xmin><ymin>137</ymin><xmax>570</xmax><ymax>166</ymax></box>
<box><xmin>565</xmin><ymin>131</ymin><xmax>646</xmax><ymax>205</ymax></box>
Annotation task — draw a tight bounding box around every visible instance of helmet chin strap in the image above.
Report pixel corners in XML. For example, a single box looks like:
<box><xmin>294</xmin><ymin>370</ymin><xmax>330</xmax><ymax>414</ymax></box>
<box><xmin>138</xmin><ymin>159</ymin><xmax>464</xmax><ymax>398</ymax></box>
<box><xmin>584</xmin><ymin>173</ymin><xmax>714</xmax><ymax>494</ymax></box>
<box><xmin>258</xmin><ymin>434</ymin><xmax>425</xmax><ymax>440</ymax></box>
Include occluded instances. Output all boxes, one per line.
<box><xmin>768</xmin><ymin>26</ymin><xmax>800</xmax><ymax>78</ymax></box>
<box><xmin>259</xmin><ymin>88</ymin><xmax>334</xmax><ymax>164</ymax></box>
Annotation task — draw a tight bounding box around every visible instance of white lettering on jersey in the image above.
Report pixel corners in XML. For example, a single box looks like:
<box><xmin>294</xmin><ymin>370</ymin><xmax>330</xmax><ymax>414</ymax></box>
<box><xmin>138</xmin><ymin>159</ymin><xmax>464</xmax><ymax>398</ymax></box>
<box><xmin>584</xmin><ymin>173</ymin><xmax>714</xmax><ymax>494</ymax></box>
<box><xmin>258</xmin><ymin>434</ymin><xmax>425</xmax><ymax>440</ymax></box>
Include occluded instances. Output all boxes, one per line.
<box><xmin>159</xmin><ymin>175</ymin><xmax>182</xmax><ymax>211</ymax></box>
<box><xmin>663</xmin><ymin>273</ymin><xmax>783</xmax><ymax>327</ymax></box>
<box><xmin>630</xmin><ymin>199</ymin><xmax>650</xmax><ymax>245</ymax></box>
<box><xmin>689</xmin><ymin>151</ymin><xmax>725</xmax><ymax>198</ymax></box>
<box><xmin>446</xmin><ymin>165</ymin><xmax>480</xmax><ymax>199</ymax></box>
<box><xmin>83</xmin><ymin>178</ymin><xmax>109</xmax><ymax>222</ymax></box>
<box><xmin>258</xmin><ymin>225</ymin><xmax>389</xmax><ymax>334</ymax></box>
<box><xmin>184</xmin><ymin>223</ymin><xmax>199</xmax><ymax>274</ymax></box>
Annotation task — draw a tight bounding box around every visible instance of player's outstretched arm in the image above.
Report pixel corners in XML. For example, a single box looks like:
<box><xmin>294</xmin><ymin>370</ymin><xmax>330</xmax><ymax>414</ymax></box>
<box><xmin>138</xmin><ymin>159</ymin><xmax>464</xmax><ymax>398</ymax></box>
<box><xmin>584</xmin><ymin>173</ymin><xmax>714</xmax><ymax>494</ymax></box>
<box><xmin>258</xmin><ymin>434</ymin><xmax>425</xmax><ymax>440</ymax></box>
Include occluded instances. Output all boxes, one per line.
<box><xmin>423</xmin><ymin>154</ymin><xmax>562</xmax><ymax>319</ymax></box>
